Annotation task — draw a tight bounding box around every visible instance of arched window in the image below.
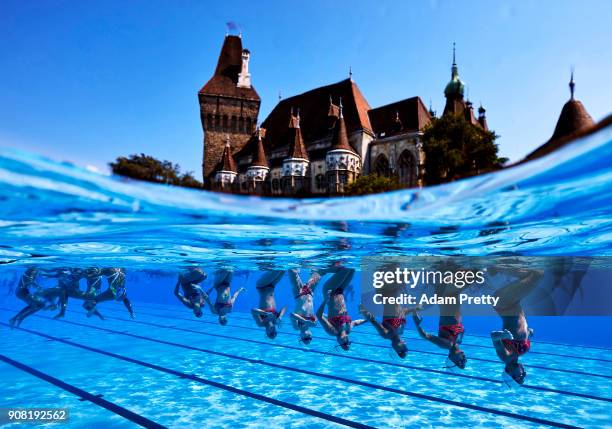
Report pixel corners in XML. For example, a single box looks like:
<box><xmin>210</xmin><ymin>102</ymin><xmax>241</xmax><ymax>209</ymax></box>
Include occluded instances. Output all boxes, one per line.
<box><xmin>373</xmin><ymin>154</ymin><xmax>390</xmax><ymax>177</ymax></box>
<box><xmin>231</xmin><ymin>116</ymin><xmax>237</xmax><ymax>133</ymax></box>
<box><xmin>315</xmin><ymin>174</ymin><xmax>327</xmax><ymax>190</ymax></box>
<box><xmin>397</xmin><ymin>150</ymin><xmax>417</xmax><ymax>187</ymax></box>
<box><xmin>222</xmin><ymin>115</ymin><xmax>228</xmax><ymax>131</ymax></box>
<box><xmin>239</xmin><ymin>116</ymin><xmax>245</xmax><ymax>133</ymax></box>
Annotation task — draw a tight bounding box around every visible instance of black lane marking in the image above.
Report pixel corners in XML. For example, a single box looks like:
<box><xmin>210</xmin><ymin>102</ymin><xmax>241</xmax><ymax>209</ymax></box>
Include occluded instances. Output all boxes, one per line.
<box><xmin>137</xmin><ymin>302</ymin><xmax>612</xmax><ymax>352</ymax></box>
<box><xmin>4</xmin><ymin>322</ymin><xmax>583</xmax><ymax>429</ymax></box>
<box><xmin>0</xmin><ymin>354</ymin><xmax>167</xmax><ymax>429</ymax></box>
<box><xmin>3</xmin><ymin>308</ymin><xmax>610</xmax><ymax>400</ymax></box>
<box><xmin>91</xmin><ymin>309</ymin><xmax>612</xmax><ymax>380</ymax></box>
<box><xmin>1</xmin><ymin>323</ymin><xmax>374</xmax><ymax>429</ymax></box>
<box><xmin>124</xmin><ymin>304</ymin><xmax>612</xmax><ymax>363</ymax></box>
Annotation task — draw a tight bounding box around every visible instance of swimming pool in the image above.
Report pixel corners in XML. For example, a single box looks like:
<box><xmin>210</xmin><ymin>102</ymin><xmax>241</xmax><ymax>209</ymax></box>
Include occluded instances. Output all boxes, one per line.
<box><xmin>1</xmin><ymin>123</ymin><xmax>611</xmax><ymax>428</ymax></box>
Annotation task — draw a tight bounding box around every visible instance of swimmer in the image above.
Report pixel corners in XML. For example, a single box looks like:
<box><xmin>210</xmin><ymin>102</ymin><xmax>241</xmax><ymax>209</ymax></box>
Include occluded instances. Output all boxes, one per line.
<box><xmin>81</xmin><ymin>267</ymin><xmax>105</xmax><ymax>319</ymax></box>
<box><xmin>413</xmin><ymin>285</ymin><xmax>468</xmax><ymax>370</ymax></box>
<box><xmin>359</xmin><ymin>280</ymin><xmax>413</xmax><ymax>358</ymax></box>
<box><xmin>86</xmin><ymin>268</ymin><xmax>134</xmax><ymax>319</ymax></box>
<box><xmin>45</xmin><ymin>268</ymin><xmax>86</xmax><ymax>319</ymax></box>
<box><xmin>288</xmin><ymin>268</ymin><xmax>322</xmax><ymax>344</ymax></box>
<box><xmin>251</xmin><ymin>270</ymin><xmax>286</xmax><ymax>339</ymax></box>
<box><xmin>203</xmin><ymin>269</ymin><xmax>245</xmax><ymax>325</ymax></box>
<box><xmin>489</xmin><ymin>264</ymin><xmax>543</xmax><ymax>387</ymax></box>
<box><xmin>9</xmin><ymin>269</ymin><xmax>63</xmax><ymax>327</ymax></box>
<box><xmin>316</xmin><ymin>267</ymin><xmax>366</xmax><ymax>351</ymax></box>
<box><xmin>174</xmin><ymin>267</ymin><xmax>207</xmax><ymax>318</ymax></box>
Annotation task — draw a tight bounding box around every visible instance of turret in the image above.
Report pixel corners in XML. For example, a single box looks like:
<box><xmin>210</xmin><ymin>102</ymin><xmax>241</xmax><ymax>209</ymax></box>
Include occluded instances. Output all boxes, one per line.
<box><xmin>213</xmin><ymin>136</ymin><xmax>238</xmax><ymax>191</ymax></box>
<box><xmin>326</xmin><ymin>98</ymin><xmax>361</xmax><ymax>195</ymax></box>
<box><xmin>282</xmin><ymin>109</ymin><xmax>310</xmax><ymax>195</ymax></box>
<box><xmin>443</xmin><ymin>43</ymin><xmax>467</xmax><ymax>116</ymax></box>
<box><xmin>478</xmin><ymin>104</ymin><xmax>488</xmax><ymax>130</ymax></box>
<box><xmin>246</xmin><ymin>128</ymin><xmax>269</xmax><ymax>194</ymax></box>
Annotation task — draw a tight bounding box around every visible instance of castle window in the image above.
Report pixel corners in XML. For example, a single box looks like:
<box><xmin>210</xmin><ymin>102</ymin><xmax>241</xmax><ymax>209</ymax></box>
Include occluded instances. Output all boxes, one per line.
<box><xmin>246</xmin><ymin>117</ymin><xmax>252</xmax><ymax>133</ymax></box>
<box><xmin>374</xmin><ymin>154</ymin><xmax>390</xmax><ymax>177</ymax></box>
<box><xmin>397</xmin><ymin>150</ymin><xmax>417</xmax><ymax>187</ymax></box>
<box><xmin>272</xmin><ymin>178</ymin><xmax>280</xmax><ymax>192</ymax></box>
<box><xmin>315</xmin><ymin>174</ymin><xmax>327</xmax><ymax>190</ymax></box>
<box><xmin>222</xmin><ymin>115</ymin><xmax>228</xmax><ymax>131</ymax></box>
<box><xmin>339</xmin><ymin>172</ymin><xmax>348</xmax><ymax>184</ymax></box>
<box><xmin>215</xmin><ymin>114</ymin><xmax>221</xmax><ymax>131</ymax></box>
<box><xmin>239</xmin><ymin>116</ymin><xmax>245</xmax><ymax>133</ymax></box>
<box><xmin>231</xmin><ymin>116</ymin><xmax>237</xmax><ymax>133</ymax></box>
<box><xmin>206</xmin><ymin>114</ymin><xmax>213</xmax><ymax>130</ymax></box>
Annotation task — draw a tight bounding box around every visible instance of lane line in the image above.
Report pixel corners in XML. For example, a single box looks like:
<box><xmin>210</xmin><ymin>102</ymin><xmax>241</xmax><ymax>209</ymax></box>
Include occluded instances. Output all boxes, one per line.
<box><xmin>3</xmin><ymin>322</ymin><xmax>584</xmax><ymax>429</ymax></box>
<box><xmin>4</xmin><ymin>310</ymin><xmax>609</xmax><ymax>405</ymax></box>
<box><xmin>0</xmin><ymin>354</ymin><xmax>167</xmax><ymax>429</ymax></box>
<box><xmin>129</xmin><ymin>303</ymin><xmax>612</xmax><ymax>362</ymax></box>
<box><xmin>82</xmin><ymin>308</ymin><xmax>611</xmax><ymax>380</ymax></box>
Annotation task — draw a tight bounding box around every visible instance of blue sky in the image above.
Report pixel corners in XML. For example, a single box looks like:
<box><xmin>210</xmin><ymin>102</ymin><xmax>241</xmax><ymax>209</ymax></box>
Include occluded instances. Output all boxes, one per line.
<box><xmin>1</xmin><ymin>0</ymin><xmax>611</xmax><ymax>175</ymax></box>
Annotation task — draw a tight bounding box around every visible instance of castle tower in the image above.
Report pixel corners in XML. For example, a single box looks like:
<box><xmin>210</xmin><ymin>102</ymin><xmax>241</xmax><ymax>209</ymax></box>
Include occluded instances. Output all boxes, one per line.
<box><xmin>524</xmin><ymin>72</ymin><xmax>595</xmax><ymax>161</ymax></box>
<box><xmin>443</xmin><ymin>43</ymin><xmax>467</xmax><ymax>116</ymax></box>
<box><xmin>282</xmin><ymin>109</ymin><xmax>310</xmax><ymax>195</ymax></box>
<box><xmin>199</xmin><ymin>34</ymin><xmax>261</xmax><ymax>185</ymax></box>
<box><xmin>326</xmin><ymin>98</ymin><xmax>361</xmax><ymax>195</ymax></box>
<box><xmin>213</xmin><ymin>137</ymin><xmax>238</xmax><ymax>192</ymax></box>
<box><xmin>246</xmin><ymin>128</ymin><xmax>269</xmax><ymax>195</ymax></box>
<box><xmin>478</xmin><ymin>104</ymin><xmax>488</xmax><ymax>130</ymax></box>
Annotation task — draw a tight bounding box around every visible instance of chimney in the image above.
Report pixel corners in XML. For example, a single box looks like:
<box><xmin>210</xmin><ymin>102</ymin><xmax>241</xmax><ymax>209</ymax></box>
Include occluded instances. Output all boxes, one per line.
<box><xmin>237</xmin><ymin>49</ymin><xmax>251</xmax><ymax>88</ymax></box>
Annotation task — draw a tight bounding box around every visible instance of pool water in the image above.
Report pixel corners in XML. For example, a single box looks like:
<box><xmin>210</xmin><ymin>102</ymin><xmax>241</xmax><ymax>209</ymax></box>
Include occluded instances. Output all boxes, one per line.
<box><xmin>1</xmin><ymin>124</ymin><xmax>612</xmax><ymax>428</ymax></box>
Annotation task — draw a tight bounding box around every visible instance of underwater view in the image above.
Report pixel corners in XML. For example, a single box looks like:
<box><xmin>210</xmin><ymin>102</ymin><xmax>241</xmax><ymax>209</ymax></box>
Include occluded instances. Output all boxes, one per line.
<box><xmin>1</xmin><ymin>122</ymin><xmax>611</xmax><ymax>429</ymax></box>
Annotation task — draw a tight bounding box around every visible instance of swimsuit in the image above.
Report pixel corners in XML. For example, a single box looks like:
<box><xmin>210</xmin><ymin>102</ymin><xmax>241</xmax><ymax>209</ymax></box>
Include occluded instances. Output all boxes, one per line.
<box><xmin>260</xmin><ymin>308</ymin><xmax>280</xmax><ymax>320</ymax></box>
<box><xmin>329</xmin><ymin>314</ymin><xmax>351</xmax><ymax>330</ymax></box>
<box><xmin>439</xmin><ymin>323</ymin><xmax>465</xmax><ymax>344</ymax></box>
<box><xmin>295</xmin><ymin>285</ymin><xmax>313</xmax><ymax>299</ymax></box>
<box><xmin>502</xmin><ymin>338</ymin><xmax>531</xmax><ymax>356</ymax></box>
<box><xmin>214</xmin><ymin>302</ymin><xmax>232</xmax><ymax>311</ymax></box>
<box><xmin>382</xmin><ymin>317</ymin><xmax>406</xmax><ymax>330</ymax></box>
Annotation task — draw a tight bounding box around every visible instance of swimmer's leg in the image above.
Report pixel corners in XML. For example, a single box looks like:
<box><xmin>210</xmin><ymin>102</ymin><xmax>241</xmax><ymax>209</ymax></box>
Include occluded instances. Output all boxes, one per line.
<box><xmin>256</xmin><ymin>270</ymin><xmax>284</xmax><ymax>289</ymax></box>
<box><xmin>122</xmin><ymin>297</ymin><xmax>135</xmax><ymax>319</ymax></box>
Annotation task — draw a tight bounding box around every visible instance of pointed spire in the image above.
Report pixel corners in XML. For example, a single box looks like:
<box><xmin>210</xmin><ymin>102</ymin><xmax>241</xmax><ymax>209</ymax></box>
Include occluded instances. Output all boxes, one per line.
<box><xmin>331</xmin><ymin>99</ymin><xmax>354</xmax><ymax>153</ymax></box>
<box><xmin>278</xmin><ymin>91</ymin><xmax>282</xmax><ymax>101</ymax></box>
<box><xmin>251</xmin><ymin>128</ymin><xmax>268</xmax><ymax>168</ymax></box>
<box><xmin>219</xmin><ymin>135</ymin><xmax>237</xmax><ymax>172</ymax></box>
<box><xmin>296</xmin><ymin>108</ymin><xmax>301</xmax><ymax>128</ymax></box>
<box><xmin>428</xmin><ymin>98</ymin><xmax>435</xmax><ymax>117</ymax></box>
<box><xmin>569</xmin><ymin>68</ymin><xmax>575</xmax><ymax>100</ymax></box>
<box><xmin>451</xmin><ymin>42</ymin><xmax>459</xmax><ymax>78</ymax></box>
<box><xmin>349</xmin><ymin>66</ymin><xmax>353</xmax><ymax>80</ymax></box>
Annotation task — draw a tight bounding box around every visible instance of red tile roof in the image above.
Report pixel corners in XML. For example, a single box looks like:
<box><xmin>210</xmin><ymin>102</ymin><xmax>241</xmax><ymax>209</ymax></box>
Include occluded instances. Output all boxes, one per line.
<box><xmin>525</xmin><ymin>98</ymin><xmax>595</xmax><ymax>161</ymax></box>
<box><xmin>217</xmin><ymin>141</ymin><xmax>237</xmax><ymax>172</ymax></box>
<box><xmin>330</xmin><ymin>108</ymin><xmax>355</xmax><ymax>153</ymax></box>
<box><xmin>251</xmin><ymin>132</ymin><xmax>268</xmax><ymax>167</ymax></box>
<box><xmin>287</xmin><ymin>115</ymin><xmax>309</xmax><ymax>160</ymax></box>
<box><xmin>199</xmin><ymin>35</ymin><xmax>260</xmax><ymax>101</ymax></box>
<box><xmin>368</xmin><ymin>96</ymin><xmax>431</xmax><ymax>137</ymax></box>
<box><xmin>260</xmin><ymin>79</ymin><xmax>373</xmax><ymax>152</ymax></box>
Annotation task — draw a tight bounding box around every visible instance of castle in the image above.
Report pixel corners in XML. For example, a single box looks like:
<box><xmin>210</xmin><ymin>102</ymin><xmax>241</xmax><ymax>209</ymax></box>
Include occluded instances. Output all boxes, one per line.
<box><xmin>200</xmin><ymin>34</ymin><xmax>596</xmax><ymax>196</ymax></box>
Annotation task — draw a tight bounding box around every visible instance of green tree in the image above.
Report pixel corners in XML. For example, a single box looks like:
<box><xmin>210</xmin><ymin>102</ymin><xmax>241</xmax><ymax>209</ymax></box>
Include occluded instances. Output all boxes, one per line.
<box><xmin>109</xmin><ymin>154</ymin><xmax>203</xmax><ymax>188</ymax></box>
<box><xmin>345</xmin><ymin>174</ymin><xmax>401</xmax><ymax>196</ymax></box>
<box><xmin>422</xmin><ymin>114</ymin><xmax>507</xmax><ymax>185</ymax></box>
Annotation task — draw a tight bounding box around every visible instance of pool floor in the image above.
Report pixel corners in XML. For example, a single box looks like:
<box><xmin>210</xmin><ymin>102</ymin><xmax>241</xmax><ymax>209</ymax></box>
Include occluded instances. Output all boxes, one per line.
<box><xmin>1</xmin><ymin>302</ymin><xmax>610</xmax><ymax>428</ymax></box>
